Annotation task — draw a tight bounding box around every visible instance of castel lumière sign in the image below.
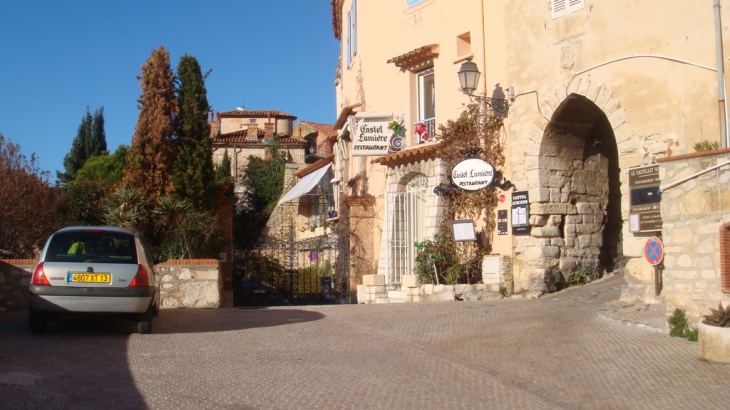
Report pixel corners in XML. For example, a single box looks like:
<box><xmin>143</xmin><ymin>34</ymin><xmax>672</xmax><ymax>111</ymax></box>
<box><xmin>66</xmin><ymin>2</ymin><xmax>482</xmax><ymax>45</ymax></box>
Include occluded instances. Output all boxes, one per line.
<box><xmin>352</xmin><ymin>112</ymin><xmax>393</xmax><ymax>156</ymax></box>
<box><xmin>451</xmin><ymin>158</ymin><xmax>495</xmax><ymax>190</ymax></box>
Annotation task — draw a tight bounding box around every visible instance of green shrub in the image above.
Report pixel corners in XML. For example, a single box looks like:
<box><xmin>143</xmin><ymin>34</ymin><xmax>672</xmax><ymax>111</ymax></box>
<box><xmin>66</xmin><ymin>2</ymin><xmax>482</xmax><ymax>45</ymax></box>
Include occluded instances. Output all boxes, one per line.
<box><xmin>668</xmin><ymin>308</ymin><xmax>697</xmax><ymax>341</ymax></box>
<box><xmin>693</xmin><ymin>140</ymin><xmax>721</xmax><ymax>152</ymax></box>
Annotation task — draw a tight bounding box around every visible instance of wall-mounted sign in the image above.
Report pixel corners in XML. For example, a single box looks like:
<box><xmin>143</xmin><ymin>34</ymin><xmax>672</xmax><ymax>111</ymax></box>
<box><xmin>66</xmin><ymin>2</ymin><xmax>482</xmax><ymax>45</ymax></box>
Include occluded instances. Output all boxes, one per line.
<box><xmin>451</xmin><ymin>158</ymin><xmax>495</xmax><ymax>190</ymax></box>
<box><xmin>352</xmin><ymin>112</ymin><xmax>393</xmax><ymax>156</ymax></box>
<box><xmin>451</xmin><ymin>220</ymin><xmax>477</xmax><ymax>242</ymax></box>
<box><xmin>497</xmin><ymin>210</ymin><xmax>508</xmax><ymax>235</ymax></box>
<box><xmin>628</xmin><ymin>164</ymin><xmax>662</xmax><ymax>233</ymax></box>
<box><xmin>511</xmin><ymin>191</ymin><xmax>530</xmax><ymax>235</ymax></box>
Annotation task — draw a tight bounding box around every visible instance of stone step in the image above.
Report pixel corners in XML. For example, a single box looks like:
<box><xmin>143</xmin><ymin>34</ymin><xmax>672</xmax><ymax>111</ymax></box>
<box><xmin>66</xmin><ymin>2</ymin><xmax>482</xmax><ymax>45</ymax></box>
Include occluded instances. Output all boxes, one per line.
<box><xmin>388</xmin><ymin>290</ymin><xmax>407</xmax><ymax>299</ymax></box>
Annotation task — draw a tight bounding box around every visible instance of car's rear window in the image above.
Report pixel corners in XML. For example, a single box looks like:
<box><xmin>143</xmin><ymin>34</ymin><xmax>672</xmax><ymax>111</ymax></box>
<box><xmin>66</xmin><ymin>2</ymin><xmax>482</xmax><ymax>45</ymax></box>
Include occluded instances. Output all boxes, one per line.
<box><xmin>45</xmin><ymin>231</ymin><xmax>138</xmax><ymax>264</ymax></box>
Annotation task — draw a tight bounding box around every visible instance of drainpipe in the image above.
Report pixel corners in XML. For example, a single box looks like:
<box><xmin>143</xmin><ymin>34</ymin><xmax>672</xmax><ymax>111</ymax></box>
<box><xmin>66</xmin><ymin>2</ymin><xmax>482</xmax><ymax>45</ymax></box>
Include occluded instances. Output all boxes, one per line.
<box><xmin>714</xmin><ymin>0</ymin><xmax>728</xmax><ymax>148</ymax></box>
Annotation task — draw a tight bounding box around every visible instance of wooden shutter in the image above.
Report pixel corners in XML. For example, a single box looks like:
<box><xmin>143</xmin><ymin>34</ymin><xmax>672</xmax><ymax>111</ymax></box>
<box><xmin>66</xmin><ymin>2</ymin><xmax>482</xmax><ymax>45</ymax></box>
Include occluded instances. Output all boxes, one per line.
<box><xmin>551</xmin><ymin>0</ymin><xmax>567</xmax><ymax>19</ymax></box>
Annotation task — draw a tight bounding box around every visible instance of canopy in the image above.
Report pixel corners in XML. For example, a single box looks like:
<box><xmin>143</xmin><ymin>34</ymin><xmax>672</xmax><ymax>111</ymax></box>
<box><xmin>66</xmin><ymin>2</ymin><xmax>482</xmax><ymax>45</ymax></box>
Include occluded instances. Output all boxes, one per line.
<box><xmin>277</xmin><ymin>164</ymin><xmax>332</xmax><ymax>206</ymax></box>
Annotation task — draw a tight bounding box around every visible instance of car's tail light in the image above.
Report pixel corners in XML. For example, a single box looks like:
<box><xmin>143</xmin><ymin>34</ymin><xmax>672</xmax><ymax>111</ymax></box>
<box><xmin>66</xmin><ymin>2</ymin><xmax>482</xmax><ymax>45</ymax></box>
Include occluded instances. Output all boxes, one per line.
<box><xmin>271</xmin><ymin>287</ymin><xmax>277</xmax><ymax>295</ymax></box>
<box><xmin>129</xmin><ymin>264</ymin><xmax>150</xmax><ymax>287</ymax></box>
<box><xmin>31</xmin><ymin>262</ymin><xmax>50</xmax><ymax>285</ymax></box>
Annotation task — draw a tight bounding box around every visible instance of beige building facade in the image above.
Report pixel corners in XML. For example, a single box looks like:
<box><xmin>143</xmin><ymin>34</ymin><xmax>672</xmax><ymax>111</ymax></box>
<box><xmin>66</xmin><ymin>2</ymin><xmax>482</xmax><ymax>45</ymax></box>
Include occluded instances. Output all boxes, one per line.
<box><xmin>327</xmin><ymin>0</ymin><xmax>730</xmax><ymax>308</ymax></box>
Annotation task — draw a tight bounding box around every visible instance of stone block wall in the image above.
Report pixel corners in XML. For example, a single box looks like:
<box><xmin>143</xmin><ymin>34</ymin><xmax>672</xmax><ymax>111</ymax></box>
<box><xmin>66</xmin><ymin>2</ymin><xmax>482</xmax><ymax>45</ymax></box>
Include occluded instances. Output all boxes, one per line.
<box><xmin>657</xmin><ymin>150</ymin><xmax>730</xmax><ymax>322</ymax></box>
<box><xmin>157</xmin><ymin>259</ymin><xmax>222</xmax><ymax>308</ymax></box>
<box><xmin>0</xmin><ymin>259</ymin><xmax>34</xmax><ymax>311</ymax></box>
<box><xmin>0</xmin><ymin>259</ymin><xmax>222</xmax><ymax>310</ymax></box>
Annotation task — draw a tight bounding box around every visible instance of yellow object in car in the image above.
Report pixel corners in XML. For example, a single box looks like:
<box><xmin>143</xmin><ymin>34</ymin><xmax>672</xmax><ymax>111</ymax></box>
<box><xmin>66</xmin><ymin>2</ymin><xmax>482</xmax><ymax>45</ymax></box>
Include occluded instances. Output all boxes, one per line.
<box><xmin>68</xmin><ymin>241</ymin><xmax>86</xmax><ymax>255</ymax></box>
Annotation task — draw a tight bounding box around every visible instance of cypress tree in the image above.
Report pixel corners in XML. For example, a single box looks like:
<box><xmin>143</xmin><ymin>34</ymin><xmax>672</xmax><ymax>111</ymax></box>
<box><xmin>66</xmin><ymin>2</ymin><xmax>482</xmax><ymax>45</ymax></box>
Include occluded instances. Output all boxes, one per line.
<box><xmin>172</xmin><ymin>54</ymin><xmax>214</xmax><ymax>210</ymax></box>
<box><xmin>125</xmin><ymin>46</ymin><xmax>178</xmax><ymax>204</ymax></box>
<box><xmin>57</xmin><ymin>108</ymin><xmax>93</xmax><ymax>183</ymax></box>
<box><xmin>90</xmin><ymin>107</ymin><xmax>107</xmax><ymax>155</ymax></box>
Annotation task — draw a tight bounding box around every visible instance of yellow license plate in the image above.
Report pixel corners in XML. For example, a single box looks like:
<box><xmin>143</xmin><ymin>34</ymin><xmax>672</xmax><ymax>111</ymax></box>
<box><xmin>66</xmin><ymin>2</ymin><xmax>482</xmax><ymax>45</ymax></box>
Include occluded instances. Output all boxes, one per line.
<box><xmin>69</xmin><ymin>273</ymin><xmax>111</xmax><ymax>283</ymax></box>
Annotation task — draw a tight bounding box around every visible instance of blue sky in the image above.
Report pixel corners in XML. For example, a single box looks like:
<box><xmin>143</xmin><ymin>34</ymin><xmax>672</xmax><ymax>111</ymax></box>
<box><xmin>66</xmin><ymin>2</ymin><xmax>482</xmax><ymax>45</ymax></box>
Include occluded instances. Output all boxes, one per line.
<box><xmin>0</xmin><ymin>1</ymin><xmax>339</xmax><ymax>179</ymax></box>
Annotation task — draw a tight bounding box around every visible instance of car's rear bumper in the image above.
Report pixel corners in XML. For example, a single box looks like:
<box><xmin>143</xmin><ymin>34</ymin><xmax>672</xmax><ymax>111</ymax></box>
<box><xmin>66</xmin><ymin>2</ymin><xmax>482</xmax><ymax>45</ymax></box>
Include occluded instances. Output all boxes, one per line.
<box><xmin>29</xmin><ymin>285</ymin><xmax>155</xmax><ymax>313</ymax></box>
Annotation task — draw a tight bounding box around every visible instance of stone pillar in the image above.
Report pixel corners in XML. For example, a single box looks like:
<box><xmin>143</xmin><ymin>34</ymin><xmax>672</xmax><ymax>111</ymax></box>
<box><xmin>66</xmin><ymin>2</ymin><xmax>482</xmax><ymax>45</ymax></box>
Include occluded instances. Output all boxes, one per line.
<box><xmin>347</xmin><ymin>196</ymin><xmax>376</xmax><ymax>302</ymax></box>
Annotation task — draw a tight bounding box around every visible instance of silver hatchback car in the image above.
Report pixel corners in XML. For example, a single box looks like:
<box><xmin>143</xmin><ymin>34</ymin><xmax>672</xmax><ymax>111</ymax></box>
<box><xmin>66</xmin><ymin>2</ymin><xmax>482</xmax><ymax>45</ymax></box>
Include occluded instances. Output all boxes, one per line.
<box><xmin>28</xmin><ymin>226</ymin><xmax>166</xmax><ymax>334</ymax></box>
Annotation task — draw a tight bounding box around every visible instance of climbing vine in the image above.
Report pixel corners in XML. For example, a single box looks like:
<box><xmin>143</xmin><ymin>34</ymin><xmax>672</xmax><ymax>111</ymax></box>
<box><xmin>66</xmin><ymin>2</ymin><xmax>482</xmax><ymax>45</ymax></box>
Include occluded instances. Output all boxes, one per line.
<box><xmin>415</xmin><ymin>105</ymin><xmax>505</xmax><ymax>284</ymax></box>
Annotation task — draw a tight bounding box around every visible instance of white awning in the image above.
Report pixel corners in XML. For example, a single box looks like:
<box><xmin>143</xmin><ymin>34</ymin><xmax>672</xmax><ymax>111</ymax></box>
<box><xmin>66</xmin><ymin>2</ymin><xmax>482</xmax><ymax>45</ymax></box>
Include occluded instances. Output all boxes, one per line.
<box><xmin>277</xmin><ymin>164</ymin><xmax>332</xmax><ymax>206</ymax></box>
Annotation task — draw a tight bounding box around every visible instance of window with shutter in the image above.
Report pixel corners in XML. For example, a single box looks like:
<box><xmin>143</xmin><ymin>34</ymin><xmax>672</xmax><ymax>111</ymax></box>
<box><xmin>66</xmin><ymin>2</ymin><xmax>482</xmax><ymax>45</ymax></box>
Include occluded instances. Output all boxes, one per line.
<box><xmin>351</xmin><ymin>0</ymin><xmax>357</xmax><ymax>57</ymax></box>
<box><xmin>551</xmin><ymin>0</ymin><xmax>584</xmax><ymax>19</ymax></box>
<box><xmin>346</xmin><ymin>11</ymin><xmax>351</xmax><ymax>68</ymax></box>
<box><xmin>408</xmin><ymin>0</ymin><xmax>426</xmax><ymax>7</ymax></box>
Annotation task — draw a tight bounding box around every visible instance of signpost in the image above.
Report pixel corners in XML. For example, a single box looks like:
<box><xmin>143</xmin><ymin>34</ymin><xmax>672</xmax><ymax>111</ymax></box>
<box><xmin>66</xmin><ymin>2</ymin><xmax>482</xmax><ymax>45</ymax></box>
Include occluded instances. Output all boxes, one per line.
<box><xmin>644</xmin><ymin>236</ymin><xmax>664</xmax><ymax>296</ymax></box>
<box><xmin>451</xmin><ymin>220</ymin><xmax>476</xmax><ymax>284</ymax></box>
<box><xmin>629</xmin><ymin>165</ymin><xmax>662</xmax><ymax>232</ymax></box>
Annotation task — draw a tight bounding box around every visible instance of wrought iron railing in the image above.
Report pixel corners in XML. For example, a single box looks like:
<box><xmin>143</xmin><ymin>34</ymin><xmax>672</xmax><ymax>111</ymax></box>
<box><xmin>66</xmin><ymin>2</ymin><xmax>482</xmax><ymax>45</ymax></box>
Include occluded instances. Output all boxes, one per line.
<box><xmin>414</xmin><ymin>117</ymin><xmax>436</xmax><ymax>144</ymax></box>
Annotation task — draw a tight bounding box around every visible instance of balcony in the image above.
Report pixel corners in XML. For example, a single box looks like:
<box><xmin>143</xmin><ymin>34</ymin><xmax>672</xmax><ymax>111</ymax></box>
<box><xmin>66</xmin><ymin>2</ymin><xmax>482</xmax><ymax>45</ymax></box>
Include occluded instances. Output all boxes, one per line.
<box><xmin>414</xmin><ymin>118</ymin><xmax>436</xmax><ymax>144</ymax></box>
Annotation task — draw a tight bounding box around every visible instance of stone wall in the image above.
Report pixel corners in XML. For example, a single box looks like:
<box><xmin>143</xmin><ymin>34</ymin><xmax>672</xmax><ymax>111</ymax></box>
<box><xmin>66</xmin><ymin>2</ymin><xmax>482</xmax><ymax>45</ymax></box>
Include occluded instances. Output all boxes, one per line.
<box><xmin>657</xmin><ymin>150</ymin><xmax>730</xmax><ymax>322</ymax></box>
<box><xmin>0</xmin><ymin>259</ymin><xmax>34</xmax><ymax>311</ymax></box>
<box><xmin>0</xmin><ymin>259</ymin><xmax>222</xmax><ymax>310</ymax></box>
<box><xmin>157</xmin><ymin>259</ymin><xmax>222</xmax><ymax>308</ymax></box>
<box><xmin>356</xmin><ymin>273</ymin><xmax>504</xmax><ymax>304</ymax></box>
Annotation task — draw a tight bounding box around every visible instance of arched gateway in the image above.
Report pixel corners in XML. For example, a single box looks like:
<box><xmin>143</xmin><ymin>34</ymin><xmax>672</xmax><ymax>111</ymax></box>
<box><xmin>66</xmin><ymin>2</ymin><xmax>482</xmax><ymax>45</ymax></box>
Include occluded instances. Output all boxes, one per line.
<box><xmin>518</xmin><ymin>93</ymin><xmax>624</xmax><ymax>293</ymax></box>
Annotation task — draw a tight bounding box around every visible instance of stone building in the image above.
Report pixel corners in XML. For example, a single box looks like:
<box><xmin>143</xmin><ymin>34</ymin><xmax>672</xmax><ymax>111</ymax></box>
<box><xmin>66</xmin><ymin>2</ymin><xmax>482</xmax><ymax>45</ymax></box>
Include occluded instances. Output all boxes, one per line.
<box><xmin>327</xmin><ymin>0</ymin><xmax>730</xmax><ymax>309</ymax></box>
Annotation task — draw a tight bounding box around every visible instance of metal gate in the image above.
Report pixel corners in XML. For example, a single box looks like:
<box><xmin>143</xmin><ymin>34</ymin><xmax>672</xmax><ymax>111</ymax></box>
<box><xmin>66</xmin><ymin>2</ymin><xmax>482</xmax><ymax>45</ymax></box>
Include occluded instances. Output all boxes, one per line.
<box><xmin>233</xmin><ymin>229</ymin><xmax>344</xmax><ymax>305</ymax></box>
<box><xmin>385</xmin><ymin>175</ymin><xmax>427</xmax><ymax>284</ymax></box>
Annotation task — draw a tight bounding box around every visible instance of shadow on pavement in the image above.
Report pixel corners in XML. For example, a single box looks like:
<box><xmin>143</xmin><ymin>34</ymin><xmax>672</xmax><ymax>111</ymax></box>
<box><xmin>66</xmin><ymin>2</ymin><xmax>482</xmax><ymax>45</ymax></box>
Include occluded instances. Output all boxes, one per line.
<box><xmin>0</xmin><ymin>310</ymin><xmax>147</xmax><ymax>409</ymax></box>
<box><xmin>152</xmin><ymin>307</ymin><xmax>326</xmax><ymax>334</ymax></box>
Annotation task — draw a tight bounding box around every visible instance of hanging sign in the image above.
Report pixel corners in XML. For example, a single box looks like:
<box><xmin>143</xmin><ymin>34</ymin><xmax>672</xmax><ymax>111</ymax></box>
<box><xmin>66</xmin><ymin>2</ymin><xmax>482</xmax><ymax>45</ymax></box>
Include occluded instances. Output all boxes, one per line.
<box><xmin>451</xmin><ymin>158</ymin><xmax>495</xmax><ymax>190</ymax></box>
<box><xmin>352</xmin><ymin>112</ymin><xmax>393</xmax><ymax>156</ymax></box>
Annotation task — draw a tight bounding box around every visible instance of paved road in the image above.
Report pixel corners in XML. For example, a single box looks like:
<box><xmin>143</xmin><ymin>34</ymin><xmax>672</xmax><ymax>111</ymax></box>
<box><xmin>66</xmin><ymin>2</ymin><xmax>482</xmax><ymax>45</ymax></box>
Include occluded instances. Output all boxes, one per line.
<box><xmin>1</xmin><ymin>275</ymin><xmax>729</xmax><ymax>409</ymax></box>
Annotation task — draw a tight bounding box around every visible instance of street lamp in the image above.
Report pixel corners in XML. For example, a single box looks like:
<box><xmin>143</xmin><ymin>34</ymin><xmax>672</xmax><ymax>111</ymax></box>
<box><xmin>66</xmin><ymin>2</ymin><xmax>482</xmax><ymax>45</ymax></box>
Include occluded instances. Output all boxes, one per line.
<box><xmin>457</xmin><ymin>59</ymin><xmax>510</xmax><ymax>135</ymax></box>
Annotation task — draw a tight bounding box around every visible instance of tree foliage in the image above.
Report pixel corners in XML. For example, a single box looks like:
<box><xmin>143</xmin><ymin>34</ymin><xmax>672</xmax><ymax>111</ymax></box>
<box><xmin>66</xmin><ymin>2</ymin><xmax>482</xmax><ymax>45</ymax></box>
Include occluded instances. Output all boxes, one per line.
<box><xmin>62</xmin><ymin>145</ymin><xmax>129</xmax><ymax>226</ymax></box>
<box><xmin>0</xmin><ymin>135</ymin><xmax>63</xmax><ymax>258</ymax></box>
<box><xmin>57</xmin><ymin>107</ymin><xmax>107</xmax><ymax>183</ymax></box>
<box><xmin>125</xmin><ymin>46</ymin><xmax>178</xmax><ymax>203</ymax></box>
<box><xmin>172</xmin><ymin>54</ymin><xmax>215</xmax><ymax>209</ymax></box>
<box><xmin>240</xmin><ymin>140</ymin><xmax>286</xmax><ymax>214</ymax></box>
<box><xmin>234</xmin><ymin>140</ymin><xmax>287</xmax><ymax>247</ymax></box>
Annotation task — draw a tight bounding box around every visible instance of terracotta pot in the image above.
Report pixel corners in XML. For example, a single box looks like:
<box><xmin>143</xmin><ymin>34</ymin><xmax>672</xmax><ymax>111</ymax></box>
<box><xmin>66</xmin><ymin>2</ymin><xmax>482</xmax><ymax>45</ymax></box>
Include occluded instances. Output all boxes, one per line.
<box><xmin>698</xmin><ymin>320</ymin><xmax>730</xmax><ymax>364</ymax></box>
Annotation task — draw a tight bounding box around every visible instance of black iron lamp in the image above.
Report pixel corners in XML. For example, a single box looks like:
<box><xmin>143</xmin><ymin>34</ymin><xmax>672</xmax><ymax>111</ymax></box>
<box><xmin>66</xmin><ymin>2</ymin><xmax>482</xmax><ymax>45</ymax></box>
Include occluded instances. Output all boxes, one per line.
<box><xmin>457</xmin><ymin>59</ymin><xmax>481</xmax><ymax>95</ymax></box>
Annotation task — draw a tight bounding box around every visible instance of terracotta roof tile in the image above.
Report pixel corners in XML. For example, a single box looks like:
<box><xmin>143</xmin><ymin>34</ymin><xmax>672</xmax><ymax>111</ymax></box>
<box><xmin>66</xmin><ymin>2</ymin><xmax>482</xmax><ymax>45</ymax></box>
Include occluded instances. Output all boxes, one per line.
<box><xmin>213</xmin><ymin>130</ymin><xmax>307</xmax><ymax>147</ymax></box>
<box><xmin>218</xmin><ymin>110</ymin><xmax>297</xmax><ymax>119</ymax></box>
<box><xmin>298</xmin><ymin>121</ymin><xmax>338</xmax><ymax>137</ymax></box>
<box><xmin>294</xmin><ymin>154</ymin><xmax>335</xmax><ymax>177</ymax></box>
<box><xmin>335</xmin><ymin>103</ymin><xmax>361</xmax><ymax>130</ymax></box>
<box><xmin>387</xmin><ymin>44</ymin><xmax>439</xmax><ymax>69</ymax></box>
<box><xmin>331</xmin><ymin>0</ymin><xmax>344</xmax><ymax>39</ymax></box>
<box><xmin>371</xmin><ymin>142</ymin><xmax>443</xmax><ymax>166</ymax></box>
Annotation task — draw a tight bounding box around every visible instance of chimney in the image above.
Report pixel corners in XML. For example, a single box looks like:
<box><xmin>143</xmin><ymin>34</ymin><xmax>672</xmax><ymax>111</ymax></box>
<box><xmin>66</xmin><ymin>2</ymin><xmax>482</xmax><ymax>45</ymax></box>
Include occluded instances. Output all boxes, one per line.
<box><xmin>247</xmin><ymin>122</ymin><xmax>259</xmax><ymax>140</ymax></box>
<box><xmin>264</xmin><ymin>121</ymin><xmax>275</xmax><ymax>139</ymax></box>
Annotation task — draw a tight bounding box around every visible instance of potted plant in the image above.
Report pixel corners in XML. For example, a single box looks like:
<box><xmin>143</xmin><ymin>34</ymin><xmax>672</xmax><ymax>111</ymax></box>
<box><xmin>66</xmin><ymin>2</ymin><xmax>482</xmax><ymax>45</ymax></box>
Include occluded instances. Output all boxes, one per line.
<box><xmin>698</xmin><ymin>302</ymin><xmax>730</xmax><ymax>363</ymax></box>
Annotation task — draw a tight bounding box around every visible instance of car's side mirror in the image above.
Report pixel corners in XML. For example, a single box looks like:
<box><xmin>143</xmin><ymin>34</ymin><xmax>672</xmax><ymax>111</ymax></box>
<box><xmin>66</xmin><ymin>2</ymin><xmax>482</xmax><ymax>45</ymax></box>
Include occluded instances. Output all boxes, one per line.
<box><xmin>155</xmin><ymin>255</ymin><xmax>168</xmax><ymax>264</ymax></box>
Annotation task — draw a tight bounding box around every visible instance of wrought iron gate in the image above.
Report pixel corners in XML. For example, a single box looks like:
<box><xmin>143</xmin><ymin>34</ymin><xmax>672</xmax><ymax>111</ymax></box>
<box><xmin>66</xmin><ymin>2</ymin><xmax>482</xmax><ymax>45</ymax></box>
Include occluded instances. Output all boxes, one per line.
<box><xmin>385</xmin><ymin>175</ymin><xmax>427</xmax><ymax>284</ymax></box>
<box><xmin>233</xmin><ymin>229</ymin><xmax>344</xmax><ymax>305</ymax></box>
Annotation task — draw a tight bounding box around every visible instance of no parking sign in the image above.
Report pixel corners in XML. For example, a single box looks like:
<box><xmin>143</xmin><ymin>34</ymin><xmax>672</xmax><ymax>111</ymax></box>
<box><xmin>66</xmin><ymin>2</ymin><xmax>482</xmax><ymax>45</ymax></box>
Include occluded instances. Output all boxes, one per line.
<box><xmin>644</xmin><ymin>236</ymin><xmax>664</xmax><ymax>266</ymax></box>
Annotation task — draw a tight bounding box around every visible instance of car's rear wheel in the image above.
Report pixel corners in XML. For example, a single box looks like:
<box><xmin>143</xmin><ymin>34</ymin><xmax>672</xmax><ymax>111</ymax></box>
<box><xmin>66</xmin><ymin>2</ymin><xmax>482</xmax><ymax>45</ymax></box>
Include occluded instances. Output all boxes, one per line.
<box><xmin>137</xmin><ymin>304</ymin><xmax>153</xmax><ymax>334</ymax></box>
<box><xmin>28</xmin><ymin>307</ymin><xmax>48</xmax><ymax>333</ymax></box>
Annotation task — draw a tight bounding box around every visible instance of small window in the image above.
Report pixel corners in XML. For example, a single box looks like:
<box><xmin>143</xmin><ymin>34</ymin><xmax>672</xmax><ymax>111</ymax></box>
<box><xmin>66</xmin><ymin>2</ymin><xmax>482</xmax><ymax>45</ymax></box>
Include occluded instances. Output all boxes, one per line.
<box><xmin>408</xmin><ymin>0</ymin><xmax>426</xmax><ymax>7</ymax></box>
<box><xmin>551</xmin><ymin>0</ymin><xmax>585</xmax><ymax>19</ymax></box>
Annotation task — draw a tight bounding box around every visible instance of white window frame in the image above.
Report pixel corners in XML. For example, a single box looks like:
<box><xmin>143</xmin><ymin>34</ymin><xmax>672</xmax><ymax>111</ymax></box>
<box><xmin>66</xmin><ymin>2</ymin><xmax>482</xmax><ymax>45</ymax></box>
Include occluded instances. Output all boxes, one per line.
<box><xmin>551</xmin><ymin>0</ymin><xmax>585</xmax><ymax>19</ymax></box>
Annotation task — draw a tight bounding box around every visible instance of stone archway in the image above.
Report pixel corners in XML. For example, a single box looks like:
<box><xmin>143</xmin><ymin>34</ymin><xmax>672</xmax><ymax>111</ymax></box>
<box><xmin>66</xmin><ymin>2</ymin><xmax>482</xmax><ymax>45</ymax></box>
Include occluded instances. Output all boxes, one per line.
<box><xmin>524</xmin><ymin>93</ymin><xmax>623</xmax><ymax>292</ymax></box>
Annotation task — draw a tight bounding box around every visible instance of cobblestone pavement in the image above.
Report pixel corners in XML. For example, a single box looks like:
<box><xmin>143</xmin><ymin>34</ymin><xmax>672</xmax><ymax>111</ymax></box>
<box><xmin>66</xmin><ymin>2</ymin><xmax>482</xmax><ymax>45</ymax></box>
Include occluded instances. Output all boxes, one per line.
<box><xmin>2</xmin><ymin>274</ymin><xmax>729</xmax><ymax>409</ymax></box>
